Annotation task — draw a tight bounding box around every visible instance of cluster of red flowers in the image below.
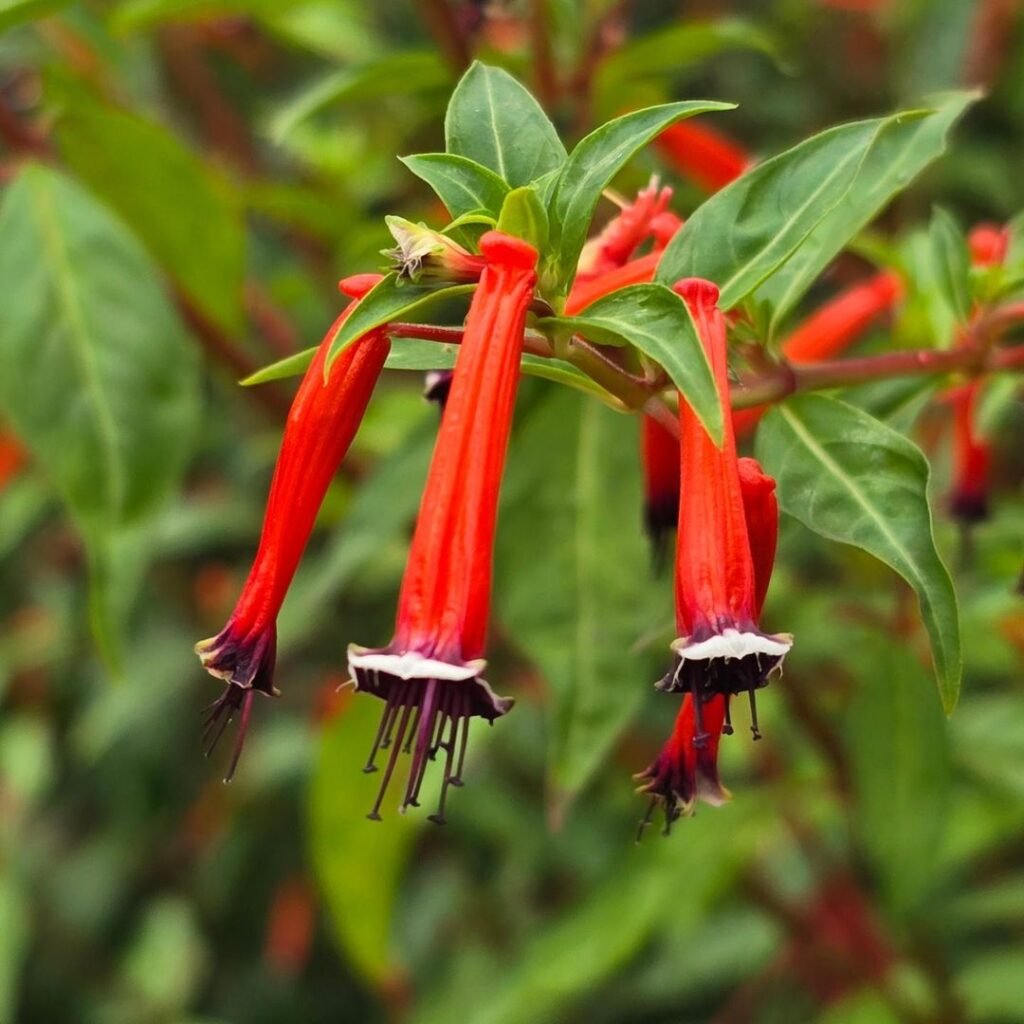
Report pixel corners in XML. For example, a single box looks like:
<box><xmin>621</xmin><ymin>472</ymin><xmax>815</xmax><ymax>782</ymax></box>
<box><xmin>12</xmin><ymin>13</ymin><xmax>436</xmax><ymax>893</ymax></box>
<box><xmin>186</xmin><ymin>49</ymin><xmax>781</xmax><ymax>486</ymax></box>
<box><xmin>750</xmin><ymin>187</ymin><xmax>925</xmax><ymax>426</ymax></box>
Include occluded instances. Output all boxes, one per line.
<box><xmin>194</xmin><ymin>120</ymin><xmax>1002</xmax><ymax>830</ymax></box>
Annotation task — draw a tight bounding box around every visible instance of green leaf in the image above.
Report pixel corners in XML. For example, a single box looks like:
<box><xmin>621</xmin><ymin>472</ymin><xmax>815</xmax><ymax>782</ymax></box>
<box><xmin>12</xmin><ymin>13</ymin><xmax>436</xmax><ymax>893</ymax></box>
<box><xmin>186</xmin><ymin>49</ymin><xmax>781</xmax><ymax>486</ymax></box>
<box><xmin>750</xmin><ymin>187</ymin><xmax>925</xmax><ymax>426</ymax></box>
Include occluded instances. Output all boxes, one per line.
<box><xmin>400</xmin><ymin>153</ymin><xmax>510</xmax><ymax>220</ymax></box>
<box><xmin>413</xmin><ymin>800</ymin><xmax>769</xmax><ymax>1024</ymax></box>
<box><xmin>756</xmin><ymin>395</ymin><xmax>961</xmax><ymax>710</ymax></box>
<box><xmin>496</xmin><ymin>390</ymin><xmax>667</xmax><ymax>809</ymax></box>
<box><xmin>548</xmin><ymin>101</ymin><xmax>734</xmax><ymax>291</ymax></box>
<box><xmin>752</xmin><ymin>92</ymin><xmax>975</xmax><ymax>331</ymax></box>
<box><xmin>0</xmin><ymin>871</ymin><xmax>28</xmax><ymax>1024</ymax></box>
<box><xmin>539</xmin><ymin>283</ymin><xmax>722</xmax><ymax>443</ymax></box>
<box><xmin>55</xmin><ymin>91</ymin><xmax>246</xmax><ymax>333</ymax></box>
<box><xmin>308</xmin><ymin>698</ymin><xmax>421</xmax><ymax>987</ymax></box>
<box><xmin>0</xmin><ymin>0</ymin><xmax>68</xmax><ymax>30</ymax></box>
<box><xmin>594</xmin><ymin>18</ymin><xmax>786</xmax><ymax>113</ymax></box>
<box><xmin>496</xmin><ymin>185</ymin><xmax>549</xmax><ymax>251</ymax></box>
<box><xmin>846</xmin><ymin>640</ymin><xmax>952</xmax><ymax>913</ymax></box>
<box><xmin>241</xmin><ymin>348</ymin><xmax>314</xmax><ymax>386</ymax></box>
<box><xmin>326</xmin><ymin>275</ymin><xmax>473</xmax><ymax>369</ymax></box>
<box><xmin>444</xmin><ymin>62</ymin><xmax>566</xmax><ymax>187</ymax></box>
<box><xmin>269</xmin><ymin>52</ymin><xmax>451</xmax><ymax>142</ymax></box>
<box><xmin>657</xmin><ymin>109</ymin><xmax>933</xmax><ymax>310</ymax></box>
<box><xmin>0</xmin><ymin>164</ymin><xmax>199</xmax><ymax>531</ymax></box>
<box><xmin>929</xmin><ymin>206</ymin><xmax>971</xmax><ymax>325</ymax></box>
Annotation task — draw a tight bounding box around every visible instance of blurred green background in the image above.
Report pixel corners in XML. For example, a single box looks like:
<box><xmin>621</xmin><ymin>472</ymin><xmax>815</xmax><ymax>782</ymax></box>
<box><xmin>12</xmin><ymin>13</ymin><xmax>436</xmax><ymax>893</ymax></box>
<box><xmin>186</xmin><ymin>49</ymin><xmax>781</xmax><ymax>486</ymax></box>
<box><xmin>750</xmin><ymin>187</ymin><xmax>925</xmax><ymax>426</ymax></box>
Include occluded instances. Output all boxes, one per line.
<box><xmin>1</xmin><ymin>1</ymin><xmax>1024</xmax><ymax>1022</ymax></box>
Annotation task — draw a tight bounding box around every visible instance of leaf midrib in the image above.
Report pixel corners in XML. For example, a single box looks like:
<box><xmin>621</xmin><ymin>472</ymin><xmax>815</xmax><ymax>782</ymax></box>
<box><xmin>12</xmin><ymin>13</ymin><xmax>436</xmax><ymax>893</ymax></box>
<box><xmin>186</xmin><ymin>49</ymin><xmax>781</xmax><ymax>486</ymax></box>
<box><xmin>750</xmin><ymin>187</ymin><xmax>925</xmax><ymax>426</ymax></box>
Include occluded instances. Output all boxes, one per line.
<box><xmin>28</xmin><ymin>172</ymin><xmax>121</xmax><ymax>520</ymax></box>
<box><xmin>778</xmin><ymin>403</ymin><xmax>953</xmax><ymax>680</ymax></box>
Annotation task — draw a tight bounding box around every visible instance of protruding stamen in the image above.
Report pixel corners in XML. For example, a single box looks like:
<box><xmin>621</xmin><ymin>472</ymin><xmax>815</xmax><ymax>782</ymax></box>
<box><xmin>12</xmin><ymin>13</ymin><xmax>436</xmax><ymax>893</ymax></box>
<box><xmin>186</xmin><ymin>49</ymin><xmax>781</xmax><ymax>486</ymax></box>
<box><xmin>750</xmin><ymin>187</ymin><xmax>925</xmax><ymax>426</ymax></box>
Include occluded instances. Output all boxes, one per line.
<box><xmin>428</xmin><ymin>711</ymin><xmax>459</xmax><ymax>825</ymax></box>
<box><xmin>449</xmin><ymin>689</ymin><xmax>471</xmax><ymax>786</ymax></box>
<box><xmin>364</xmin><ymin>682</ymin><xmax>403</xmax><ymax>773</ymax></box>
<box><xmin>636</xmin><ymin>797</ymin><xmax>658</xmax><ymax>843</ymax></box>
<box><xmin>368</xmin><ymin>697</ymin><xmax>415</xmax><ymax>820</ymax></box>
<box><xmin>723</xmin><ymin>697</ymin><xmax>734</xmax><ymax>736</ymax></box>
<box><xmin>224</xmin><ymin>690</ymin><xmax>255</xmax><ymax>782</ymax></box>
<box><xmin>748</xmin><ymin>686</ymin><xmax>761</xmax><ymax>740</ymax></box>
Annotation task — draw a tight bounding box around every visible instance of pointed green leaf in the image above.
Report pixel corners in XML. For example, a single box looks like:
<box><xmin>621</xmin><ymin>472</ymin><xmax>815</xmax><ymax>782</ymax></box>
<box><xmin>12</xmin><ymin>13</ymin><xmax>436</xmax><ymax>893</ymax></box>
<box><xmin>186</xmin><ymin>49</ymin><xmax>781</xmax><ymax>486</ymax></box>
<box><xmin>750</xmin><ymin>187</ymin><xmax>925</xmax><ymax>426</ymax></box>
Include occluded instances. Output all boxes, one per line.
<box><xmin>0</xmin><ymin>0</ymin><xmax>69</xmax><ymax>29</ymax></box>
<box><xmin>496</xmin><ymin>390</ymin><xmax>667</xmax><ymax>809</ymax></box>
<box><xmin>755</xmin><ymin>395</ymin><xmax>961</xmax><ymax>710</ymax></box>
<box><xmin>657</xmin><ymin>110</ymin><xmax>934</xmax><ymax>309</ymax></box>
<box><xmin>400</xmin><ymin>152</ymin><xmax>510</xmax><ymax>219</ymax></box>
<box><xmin>846</xmin><ymin>640</ymin><xmax>952</xmax><ymax>914</ymax></box>
<box><xmin>325</xmin><ymin>275</ymin><xmax>474</xmax><ymax>368</ymax></box>
<box><xmin>753</xmin><ymin>92</ymin><xmax>975</xmax><ymax>331</ymax></box>
<box><xmin>54</xmin><ymin>89</ymin><xmax>246</xmax><ymax>333</ymax></box>
<box><xmin>444</xmin><ymin>62</ymin><xmax>566</xmax><ymax>187</ymax></box>
<box><xmin>929</xmin><ymin>205</ymin><xmax>971</xmax><ymax>325</ymax></box>
<box><xmin>539</xmin><ymin>283</ymin><xmax>722</xmax><ymax>443</ymax></box>
<box><xmin>549</xmin><ymin>101</ymin><xmax>735</xmax><ymax>290</ymax></box>
<box><xmin>269</xmin><ymin>52</ymin><xmax>451</xmax><ymax>142</ymax></box>
<box><xmin>496</xmin><ymin>185</ymin><xmax>549</xmax><ymax>251</ymax></box>
<box><xmin>0</xmin><ymin>164</ymin><xmax>199</xmax><ymax>530</ymax></box>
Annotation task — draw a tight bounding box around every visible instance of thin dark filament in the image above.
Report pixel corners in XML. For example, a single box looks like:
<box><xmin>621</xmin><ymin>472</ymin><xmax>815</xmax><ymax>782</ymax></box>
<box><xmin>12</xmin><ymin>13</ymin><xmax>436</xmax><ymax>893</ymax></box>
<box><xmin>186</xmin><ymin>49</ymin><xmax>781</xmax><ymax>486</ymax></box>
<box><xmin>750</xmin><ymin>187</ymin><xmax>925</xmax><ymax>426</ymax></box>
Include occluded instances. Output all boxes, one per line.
<box><xmin>636</xmin><ymin>796</ymin><xmax>658</xmax><ymax>843</ymax></box>
<box><xmin>428</xmin><ymin>709</ymin><xmax>460</xmax><ymax>826</ymax></box>
<box><xmin>449</xmin><ymin>690</ymin><xmax>471</xmax><ymax>786</ymax></box>
<box><xmin>723</xmin><ymin>696</ymin><xmax>734</xmax><ymax>736</ymax></box>
<box><xmin>691</xmin><ymin>672</ymin><xmax>708</xmax><ymax>748</ymax></box>
<box><xmin>402</xmin><ymin>678</ymin><xmax>439</xmax><ymax>810</ymax></box>
<box><xmin>748</xmin><ymin>686</ymin><xmax>761</xmax><ymax>740</ymax></box>
<box><xmin>368</xmin><ymin>697</ymin><xmax>415</xmax><ymax>821</ymax></box>
<box><xmin>224</xmin><ymin>690</ymin><xmax>254</xmax><ymax>782</ymax></box>
<box><xmin>363</xmin><ymin>681</ymin><xmax>404</xmax><ymax>773</ymax></box>
<box><xmin>201</xmin><ymin>685</ymin><xmax>255</xmax><ymax>782</ymax></box>
<box><xmin>402</xmin><ymin>702</ymin><xmax>424</xmax><ymax>755</ymax></box>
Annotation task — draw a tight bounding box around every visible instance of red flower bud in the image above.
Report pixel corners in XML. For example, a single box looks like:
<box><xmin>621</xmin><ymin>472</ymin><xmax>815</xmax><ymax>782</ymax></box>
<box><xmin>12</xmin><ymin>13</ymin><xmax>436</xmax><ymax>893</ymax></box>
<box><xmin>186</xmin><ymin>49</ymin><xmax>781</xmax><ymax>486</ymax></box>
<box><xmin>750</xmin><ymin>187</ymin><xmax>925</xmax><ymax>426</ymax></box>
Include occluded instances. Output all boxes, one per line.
<box><xmin>948</xmin><ymin>382</ymin><xmax>992</xmax><ymax>524</ymax></box>
<box><xmin>968</xmin><ymin>223</ymin><xmax>1010</xmax><ymax>267</ymax></box>
<box><xmin>195</xmin><ymin>275</ymin><xmax>389</xmax><ymax>778</ymax></box>
<box><xmin>641</xmin><ymin>415</ymin><xmax>681</xmax><ymax>572</ymax></box>
<box><xmin>576</xmin><ymin>179</ymin><xmax>676</xmax><ymax>279</ymax></box>
<box><xmin>655</xmin><ymin>120</ymin><xmax>751</xmax><ymax>192</ymax></box>
<box><xmin>733</xmin><ymin>271</ymin><xmax>902</xmax><ymax>437</ymax></box>
<box><xmin>638</xmin><ymin>278</ymin><xmax>791</xmax><ymax>830</ymax></box>
<box><xmin>348</xmin><ymin>231</ymin><xmax>538</xmax><ymax>823</ymax></box>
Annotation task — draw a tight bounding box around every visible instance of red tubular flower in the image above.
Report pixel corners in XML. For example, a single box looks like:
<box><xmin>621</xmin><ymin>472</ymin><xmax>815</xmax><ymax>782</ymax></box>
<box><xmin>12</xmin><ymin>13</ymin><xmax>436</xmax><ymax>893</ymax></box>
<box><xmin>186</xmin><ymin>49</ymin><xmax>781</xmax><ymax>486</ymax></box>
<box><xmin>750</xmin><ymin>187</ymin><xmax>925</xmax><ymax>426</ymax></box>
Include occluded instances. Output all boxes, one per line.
<box><xmin>636</xmin><ymin>279</ymin><xmax>790</xmax><ymax>829</ymax></box>
<box><xmin>576</xmin><ymin>179</ymin><xmax>675</xmax><ymax>279</ymax></box>
<box><xmin>195</xmin><ymin>274</ymin><xmax>389</xmax><ymax>778</ymax></box>
<box><xmin>733</xmin><ymin>271</ymin><xmax>903</xmax><ymax>437</ymax></box>
<box><xmin>565</xmin><ymin>252</ymin><xmax>660</xmax><ymax>314</ymax></box>
<box><xmin>948</xmin><ymin>382</ymin><xmax>991</xmax><ymax>523</ymax></box>
<box><xmin>655</xmin><ymin>120</ymin><xmax>750</xmax><ymax>192</ymax></box>
<box><xmin>968</xmin><ymin>222</ymin><xmax>1010</xmax><ymax>267</ymax></box>
<box><xmin>347</xmin><ymin>231</ymin><xmax>538</xmax><ymax>823</ymax></box>
<box><xmin>0</xmin><ymin>429</ymin><xmax>25</xmax><ymax>490</ymax></box>
<box><xmin>641</xmin><ymin>415</ymin><xmax>680</xmax><ymax>571</ymax></box>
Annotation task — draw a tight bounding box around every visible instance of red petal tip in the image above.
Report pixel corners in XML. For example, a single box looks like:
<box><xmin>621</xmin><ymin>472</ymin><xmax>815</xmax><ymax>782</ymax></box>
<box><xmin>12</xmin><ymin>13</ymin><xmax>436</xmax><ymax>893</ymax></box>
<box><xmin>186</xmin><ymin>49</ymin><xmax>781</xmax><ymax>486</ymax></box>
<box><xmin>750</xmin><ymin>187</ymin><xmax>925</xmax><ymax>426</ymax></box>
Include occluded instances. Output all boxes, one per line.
<box><xmin>673</xmin><ymin>277</ymin><xmax>720</xmax><ymax>309</ymax></box>
<box><xmin>338</xmin><ymin>273</ymin><xmax>385</xmax><ymax>298</ymax></box>
<box><xmin>478</xmin><ymin>230</ymin><xmax>539</xmax><ymax>270</ymax></box>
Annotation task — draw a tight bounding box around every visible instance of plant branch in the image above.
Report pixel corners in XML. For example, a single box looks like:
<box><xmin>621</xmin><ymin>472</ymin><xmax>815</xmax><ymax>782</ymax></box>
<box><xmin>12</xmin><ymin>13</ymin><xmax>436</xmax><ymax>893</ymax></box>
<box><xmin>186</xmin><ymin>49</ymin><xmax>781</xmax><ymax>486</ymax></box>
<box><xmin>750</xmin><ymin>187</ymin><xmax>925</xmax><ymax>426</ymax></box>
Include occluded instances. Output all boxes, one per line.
<box><xmin>418</xmin><ymin>0</ymin><xmax>472</xmax><ymax>73</ymax></box>
<box><xmin>731</xmin><ymin>341</ymin><xmax>1024</xmax><ymax>410</ymax></box>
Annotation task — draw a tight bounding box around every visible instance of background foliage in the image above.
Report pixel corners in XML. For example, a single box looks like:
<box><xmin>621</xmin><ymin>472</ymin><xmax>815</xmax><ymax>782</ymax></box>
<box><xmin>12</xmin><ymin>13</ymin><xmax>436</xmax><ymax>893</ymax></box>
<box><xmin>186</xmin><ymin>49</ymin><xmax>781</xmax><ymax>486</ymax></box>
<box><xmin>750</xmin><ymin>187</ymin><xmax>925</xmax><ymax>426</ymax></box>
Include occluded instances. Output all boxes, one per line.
<box><xmin>1</xmin><ymin>2</ymin><xmax>1023</xmax><ymax>1022</ymax></box>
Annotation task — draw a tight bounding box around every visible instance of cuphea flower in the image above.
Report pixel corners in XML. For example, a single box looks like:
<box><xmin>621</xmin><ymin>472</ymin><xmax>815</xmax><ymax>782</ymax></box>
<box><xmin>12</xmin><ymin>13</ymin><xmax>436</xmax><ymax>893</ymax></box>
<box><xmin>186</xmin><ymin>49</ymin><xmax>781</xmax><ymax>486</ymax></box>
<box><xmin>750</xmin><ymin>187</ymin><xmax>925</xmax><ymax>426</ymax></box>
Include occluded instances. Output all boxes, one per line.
<box><xmin>195</xmin><ymin>274</ymin><xmax>389</xmax><ymax>778</ymax></box>
<box><xmin>733</xmin><ymin>271</ymin><xmax>902</xmax><ymax>437</ymax></box>
<box><xmin>947</xmin><ymin>383</ymin><xmax>992</xmax><ymax>524</ymax></box>
<box><xmin>384</xmin><ymin>216</ymin><xmax>487</xmax><ymax>283</ymax></box>
<box><xmin>576</xmin><ymin>179</ymin><xmax>677</xmax><ymax>279</ymax></box>
<box><xmin>347</xmin><ymin>231</ymin><xmax>538</xmax><ymax>823</ymax></box>
<box><xmin>655</xmin><ymin>120</ymin><xmax>750</xmax><ymax>192</ymax></box>
<box><xmin>641</xmin><ymin>415</ymin><xmax>680</xmax><ymax>571</ymax></box>
<box><xmin>968</xmin><ymin>223</ymin><xmax>1010</xmax><ymax>267</ymax></box>
<box><xmin>637</xmin><ymin>279</ymin><xmax>791</xmax><ymax>829</ymax></box>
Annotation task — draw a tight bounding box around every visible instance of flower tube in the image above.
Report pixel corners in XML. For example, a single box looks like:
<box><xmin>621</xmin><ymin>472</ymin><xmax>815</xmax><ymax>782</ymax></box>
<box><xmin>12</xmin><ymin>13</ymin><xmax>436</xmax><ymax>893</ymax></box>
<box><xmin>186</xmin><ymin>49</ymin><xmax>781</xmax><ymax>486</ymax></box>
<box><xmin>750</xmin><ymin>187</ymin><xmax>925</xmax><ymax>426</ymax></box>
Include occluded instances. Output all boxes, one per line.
<box><xmin>347</xmin><ymin>231</ymin><xmax>538</xmax><ymax>823</ymax></box>
<box><xmin>637</xmin><ymin>279</ymin><xmax>791</xmax><ymax>828</ymax></box>
<box><xmin>195</xmin><ymin>274</ymin><xmax>388</xmax><ymax>778</ymax></box>
<box><xmin>655</xmin><ymin>120</ymin><xmax>750</xmax><ymax>192</ymax></box>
